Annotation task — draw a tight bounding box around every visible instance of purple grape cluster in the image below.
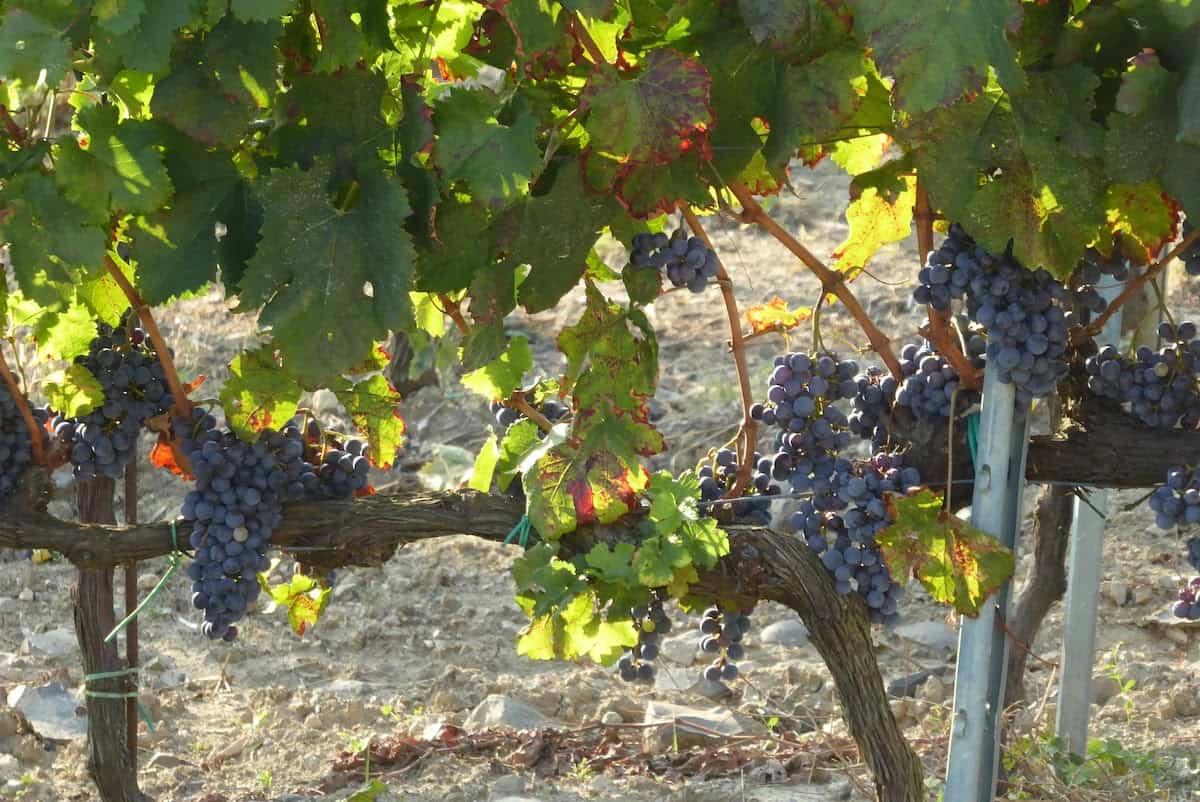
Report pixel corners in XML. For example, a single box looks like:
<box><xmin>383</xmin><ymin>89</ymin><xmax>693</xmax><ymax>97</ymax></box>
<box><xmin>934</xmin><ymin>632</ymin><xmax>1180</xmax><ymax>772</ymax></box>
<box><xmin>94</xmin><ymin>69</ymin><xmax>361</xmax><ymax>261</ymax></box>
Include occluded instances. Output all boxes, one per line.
<box><xmin>52</xmin><ymin>311</ymin><xmax>175</xmax><ymax>479</ymax></box>
<box><xmin>750</xmin><ymin>351</ymin><xmax>858</xmax><ymax>496</ymax></box>
<box><xmin>698</xmin><ymin>605</ymin><xmax>750</xmax><ymax>682</ymax></box>
<box><xmin>0</xmin><ymin>384</ymin><xmax>46</xmax><ymax>503</ymax></box>
<box><xmin>1147</xmin><ymin>465</ymin><xmax>1200</xmax><ymax>621</ymax></box>
<box><xmin>789</xmin><ymin>452</ymin><xmax>919</xmax><ymax>625</ymax></box>
<box><xmin>848</xmin><ymin>366</ymin><xmax>897</xmax><ymax>448</ymax></box>
<box><xmin>617</xmin><ymin>591</ymin><xmax>672</xmax><ymax>683</ymax></box>
<box><xmin>912</xmin><ymin>225</ymin><xmax>1072</xmax><ymax>402</ymax></box>
<box><xmin>1071</xmin><ymin>247</ymin><xmax>1129</xmax><ymax>315</ymax></box>
<box><xmin>895</xmin><ymin>343</ymin><xmax>983</xmax><ymax>419</ymax></box>
<box><xmin>1174</xmin><ymin>578</ymin><xmax>1200</xmax><ymax>621</ymax></box>
<box><xmin>1183</xmin><ymin>221</ymin><xmax>1200</xmax><ymax>277</ymax></box>
<box><xmin>698</xmin><ymin>447</ymin><xmax>780</xmax><ymax>526</ymax></box>
<box><xmin>629</xmin><ymin>229</ymin><xmax>719</xmax><ymax>293</ymax></box>
<box><xmin>1084</xmin><ymin>321</ymin><xmax>1200</xmax><ymax>428</ymax></box>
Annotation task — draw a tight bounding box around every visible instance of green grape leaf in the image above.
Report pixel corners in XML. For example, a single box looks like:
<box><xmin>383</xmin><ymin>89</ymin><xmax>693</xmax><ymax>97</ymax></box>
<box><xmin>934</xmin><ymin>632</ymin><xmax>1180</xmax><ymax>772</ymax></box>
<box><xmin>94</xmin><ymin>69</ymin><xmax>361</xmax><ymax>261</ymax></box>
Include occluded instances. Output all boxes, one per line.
<box><xmin>0</xmin><ymin>171</ymin><xmax>105</xmax><ymax>308</ymax></box>
<box><xmin>0</xmin><ymin>8</ymin><xmax>72</xmax><ymax>88</ymax></box>
<box><xmin>75</xmin><ymin>257</ymin><xmax>131</xmax><ymax>326</ymax></box>
<box><xmin>580</xmin><ymin>49</ymin><xmax>712</xmax><ymax>166</ymax></box>
<box><xmin>93</xmin><ymin>0</ymin><xmax>199</xmax><ymax>77</ymax></box>
<box><xmin>460</xmin><ymin>335</ymin><xmax>532</xmax><ymax>401</ymax></box>
<box><xmin>414</xmin><ymin>196</ymin><xmax>492</xmax><ymax>292</ymax></box>
<box><xmin>557</xmin><ymin>284</ymin><xmax>657</xmax><ymax>413</ymax></box>
<box><xmin>763</xmin><ymin>49</ymin><xmax>875</xmax><ymax>175</ymax></box>
<box><xmin>560</xmin><ymin>592</ymin><xmax>638</xmax><ymax>664</ymax></box>
<box><xmin>610</xmin><ymin>153</ymin><xmax>713</xmax><ymax>219</ymax></box>
<box><xmin>220</xmin><ymin>347</ymin><xmax>303</xmax><ymax>439</ymax></box>
<box><xmin>35</xmin><ymin>303</ymin><xmax>97</xmax><ymax>363</ymax></box>
<box><xmin>130</xmin><ymin>137</ymin><xmax>248</xmax><ymax>304</ymax></box>
<box><xmin>312</xmin><ymin>0</ymin><xmax>379</xmax><ymax>72</ymax></box>
<box><xmin>1177</xmin><ymin>47</ymin><xmax>1200</xmax><ymax>147</ymax></box>
<box><xmin>511</xmin><ymin>542</ymin><xmax>587</xmax><ymax>614</ymax></box>
<box><xmin>560</xmin><ymin>0</ymin><xmax>613</xmax><ymax>15</ymax></box>
<box><xmin>433</xmin><ymin>88</ymin><xmax>541</xmax><ymax>210</ymax></box>
<box><xmin>645</xmin><ymin>471</ymin><xmax>729</xmax><ymax>570</ymax></box>
<box><xmin>496</xmin><ymin>418</ymin><xmax>542</xmax><ymax>490</ymax></box>
<box><xmin>831</xmin><ymin>175</ymin><xmax>916</xmax><ymax>279</ymax></box>
<box><xmin>468</xmin><ymin>431</ymin><xmax>500</xmax><ymax>492</ymax></box>
<box><xmin>622</xmin><ymin>262</ymin><xmax>662</xmax><ymax>306</ymax></box>
<box><xmin>492</xmin><ymin>0</ymin><xmax>570</xmax><ymax>70</ymax></box>
<box><xmin>93</xmin><ymin>0</ymin><xmax>146</xmax><ymax>35</ymax></box>
<box><xmin>1105</xmin><ymin>53</ymin><xmax>1178</xmax><ymax>185</ymax></box>
<box><xmin>272</xmin><ymin>71</ymin><xmax>391</xmax><ymax>169</ymax></box>
<box><xmin>850</xmin><ymin>0</ymin><xmax>1023</xmax><ymax>113</ymax></box>
<box><xmin>259</xmin><ymin>571</ymin><xmax>332</xmax><ymax>636</ymax></box>
<box><xmin>736</xmin><ymin>0</ymin><xmax>854</xmax><ymax>61</ymax></box>
<box><xmin>240</xmin><ymin>160</ymin><xmax>414</xmax><ymax>388</ymax></box>
<box><xmin>524</xmin><ymin>439</ymin><xmax>649</xmax><ymax>540</ymax></box>
<box><xmin>1106</xmin><ymin>182</ymin><xmax>1177</xmax><ymax>264</ymax></box>
<box><xmin>877</xmin><ymin>489</ymin><xmax>1015</xmax><ymax>616</ymax></box>
<box><xmin>41</xmin><ymin>364</ymin><xmax>104</xmax><ymax>419</ymax></box>
<box><xmin>494</xmin><ymin>169</ymin><xmax>616</xmax><ymax>313</ymax></box>
<box><xmin>231</xmin><ymin>0</ymin><xmax>293</xmax><ymax>21</ymax></box>
<box><xmin>584</xmin><ymin>542</ymin><xmax>639</xmax><ymax>586</ymax></box>
<box><xmin>633</xmin><ymin>532</ymin><xmax>692</xmax><ymax>587</ymax></box>
<box><xmin>53</xmin><ymin>104</ymin><xmax>173</xmax><ymax>222</ymax></box>
<box><xmin>332</xmin><ymin>373</ymin><xmax>406</xmax><ymax>469</ymax></box>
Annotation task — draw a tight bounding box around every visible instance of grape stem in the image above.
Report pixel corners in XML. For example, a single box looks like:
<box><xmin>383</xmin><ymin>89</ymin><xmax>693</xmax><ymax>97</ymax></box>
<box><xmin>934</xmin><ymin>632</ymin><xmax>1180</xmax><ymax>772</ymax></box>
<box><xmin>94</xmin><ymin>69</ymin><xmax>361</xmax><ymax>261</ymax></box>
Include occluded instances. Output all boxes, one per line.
<box><xmin>0</xmin><ymin>347</ymin><xmax>44</xmax><ymax>466</ymax></box>
<box><xmin>102</xmin><ymin>256</ymin><xmax>193</xmax><ymax>420</ymax></box>
<box><xmin>727</xmin><ymin>181</ymin><xmax>904</xmax><ymax>382</ymax></box>
<box><xmin>508</xmin><ymin>391</ymin><xmax>555</xmax><ymax>434</ymax></box>
<box><xmin>1072</xmin><ymin>229</ymin><xmax>1200</xmax><ymax>345</ymax></box>
<box><xmin>567</xmin><ymin>10</ymin><xmax>607</xmax><ymax>65</ymax></box>
<box><xmin>437</xmin><ymin>293</ymin><xmax>472</xmax><ymax>337</ymax></box>
<box><xmin>0</xmin><ymin>103</ymin><xmax>25</xmax><ymax>145</ymax></box>
<box><xmin>680</xmin><ymin>204</ymin><xmax>757</xmax><ymax>499</ymax></box>
<box><xmin>913</xmin><ymin>181</ymin><xmax>935</xmax><ymax>265</ymax></box>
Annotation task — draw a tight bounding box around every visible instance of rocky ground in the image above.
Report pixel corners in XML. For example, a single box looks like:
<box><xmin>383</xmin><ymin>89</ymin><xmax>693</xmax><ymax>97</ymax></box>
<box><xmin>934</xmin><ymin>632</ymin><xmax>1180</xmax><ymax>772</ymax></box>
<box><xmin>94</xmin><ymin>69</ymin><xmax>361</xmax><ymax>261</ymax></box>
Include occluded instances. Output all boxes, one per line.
<box><xmin>3</xmin><ymin>159</ymin><xmax>1200</xmax><ymax>802</ymax></box>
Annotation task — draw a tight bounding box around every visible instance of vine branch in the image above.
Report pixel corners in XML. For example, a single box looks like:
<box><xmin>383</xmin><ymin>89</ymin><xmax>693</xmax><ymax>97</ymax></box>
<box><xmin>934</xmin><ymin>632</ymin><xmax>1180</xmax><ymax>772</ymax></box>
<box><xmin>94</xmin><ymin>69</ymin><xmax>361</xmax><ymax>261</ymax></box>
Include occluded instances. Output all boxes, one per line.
<box><xmin>509</xmin><ymin>390</ymin><xmax>555</xmax><ymax>434</ymax></box>
<box><xmin>0</xmin><ymin>346</ymin><xmax>44</xmax><ymax>466</ymax></box>
<box><xmin>103</xmin><ymin>257</ymin><xmax>193</xmax><ymax>420</ymax></box>
<box><xmin>567</xmin><ymin>10</ymin><xmax>607</xmax><ymax>65</ymax></box>
<box><xmin>726</xmin><ymin>181</ymin><xmax>903</xmax><ymax>381</ymax></box>
<box><xmin>1071</xmin><ymin>229</ymin><xmax>1200</xmax><ymax>345</ymax></box>
<box><xmin>681</xmin><ymin>204</ymin><xmax>757</xmax><ymax>498</ymax></box>
<box><xmin>438</xmin><ymin>293</ymin><xmax>471</xmax><ymax>336</ymax></box>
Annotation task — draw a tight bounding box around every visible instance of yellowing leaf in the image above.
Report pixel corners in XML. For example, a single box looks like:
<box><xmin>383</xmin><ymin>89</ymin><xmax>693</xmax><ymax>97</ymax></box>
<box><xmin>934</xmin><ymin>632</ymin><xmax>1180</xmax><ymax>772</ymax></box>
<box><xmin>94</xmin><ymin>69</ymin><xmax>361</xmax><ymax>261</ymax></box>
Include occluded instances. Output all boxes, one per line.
<box><xmin>258</xmin><ymin>572</ymin><xmax>331</xmax><ymax>636</ymax></box>
<box><xmin>1105</xmin><ymin>181</ymin><xmax>1178</xmax><ymax>264</ymax></box>
<box><xmin>832</xmin><ymin>175</ymin><xmax>916</xmax><ymax>279</ymax></box>
<box><xmin>744</xmin><ymin>297</ymin><xmax>812</xmax><ymax>336</ymax></box>
<box><xmin>877</xmin><ymin>489</ymin><xmax>1015</xmax><ymax>616</ymax></box>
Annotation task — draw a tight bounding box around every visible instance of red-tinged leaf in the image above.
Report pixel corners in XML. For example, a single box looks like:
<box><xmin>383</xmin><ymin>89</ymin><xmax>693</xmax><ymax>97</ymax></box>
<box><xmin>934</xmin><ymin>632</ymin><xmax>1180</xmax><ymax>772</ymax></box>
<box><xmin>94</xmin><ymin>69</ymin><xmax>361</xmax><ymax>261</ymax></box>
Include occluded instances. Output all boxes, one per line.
<box><xmin>877</xmin><ymin>489</ymin><xmax>1015</xmax><ymax>617</ymax></box>
<box><xmin>150</xmin><ymin>435</ymin><xmax>190</xmax><ymax>478</ymax></box>
<box><xmin>580</xmin><ymin>49</ymin><xmax>713</xmax><ymax>167</ymax></box>
<box><xmin>221</xmin><ymin>347</ymin><xmax>303</xmax><ymax>441</ymax></box>
<box><xmin>525</xmin><ymin>441</ymin><xmax>649</xmax><ymax>540</ymax></box>
<box><xmin>1105</xmin><ymin>182</ymin><xmax>1179</xmax><ymax>264</ymax></box>
<box><xmin>260</xmin><ymin>572</ymin><xmax>332</xmax><ymax>636</ymax></box>
<box><xmin>744</xmin><ymin>297</ymin><xmax>813</xmax><ymax>336</ymax></box>
<box><xmin>183</xmin><ymin>375</ymin><xmax>207</xmax><ymax>393</ymax></box>
<box><xmin>332</xmin><ymin>374</ymin><xmax>406</xmax><ymax>469</ymax></box>
<box><xmin>354</xmin><ymin>484</ymin><xmax>377</xmax><ymax>497</ymax></box>
<box><xmin>831</xmin><ymin>174</ymin><xmax>917</xmax><ymax>279</ymax></box>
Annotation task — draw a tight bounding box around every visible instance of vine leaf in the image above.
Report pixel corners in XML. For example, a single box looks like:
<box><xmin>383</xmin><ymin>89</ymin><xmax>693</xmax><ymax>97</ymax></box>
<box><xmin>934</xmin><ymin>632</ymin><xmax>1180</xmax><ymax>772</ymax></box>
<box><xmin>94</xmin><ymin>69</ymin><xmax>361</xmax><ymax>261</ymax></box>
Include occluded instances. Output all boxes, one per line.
<box><xmin>91</xmin><ymin>0</ymin><xmax>197</xmax><ymax>76</ymax></box>
<box><xmin>744</xmin><ymin>297</ymin><xmax>812</xmax><ymax>336</ymax></box>
<box><xmin>495</xmin><ymin>419</ymin><xmax>542</xmax><ymax>490</ymax></box>
<box><xmin>877</xmin><ymin>489</ymin><xmax>1015</xmax><ymax>617</ymax></box>
<box><xmin>496</xmin><ymin>168</ymin><xmax>617</xmax><ymax>313</ymax></box>
<box><xmin>525</xmin><ymin>441</ymin><xmax>648</xmax><ymax>540</ymax></box>
<box><xmin>53</xmin><ymin>104</ymin><xmax>173</xmax><ymax>223</ymax></box>
<box><xmin>34</xmin><ymin>302</ymin><xmax>97</xmax><ymax>363</ymax></box>
<box><xmin>469</xmin><ymin>431</ymin><xmax>499</xmax><ymax>492</ymax></box>
<box><xmin>1105</xmin><ymin>182</ymin><xmax>1178</xmax><ymax>264</ymax></box>
<box><xmin>272</xmin><ymin>71</ymin><xmax>392</xmax><ymax>170</ymax></box>
<box><xmin>460</xmin><ymin>336</ymin><xmax>532</xmax><ymax>401</ymax></box>
<box><xmin>433</xmin><ymin>88</ymin><xmax>541</xmax><ymax>210</ymax></box>
<box><xmin>643</xmin><ymin>471</ymin><xmax>729</xmax><ymax>570</ymax></box>
<box><xmin>413</xmin><ymin>195</ymin><xmax>491</xmax><ymax>292</ymax></box>
<box><xmin>736</xmin><ymin>0</ymin><xmax>854</xmax><ymax>62</ymax></box>
<box><xmin>231</xmin><ymin>0</ymin><xmax>293</xmax><ymax>21</ymax></box>
<box><xmin>312</xmin><ymin>0</ymin><xmax>380</xmax><ymax>72</ymax></box>
<box><xmin>331</xmin><ymin>373</ymin><xmax>406</xmax><ymax>470</ymax></box>
<box><xmin>580</xmin><ymin>48</ymin><xmax>712</xmax><ymax>167</ymax></box>
<box><xmin>850</xmin><ymin>0</ymin><xmax>1023</xmax><ymax>113</ymax></box>
<box><xmin>41</xmin><ymin>365</ymin><xmax>104</xmax><ymax>419</ymax></box>
<box><xmin>259</xmin><ymin>571</ymin><xmax>332</xmax><ymax>636</ymax></box>
<box><xmin>0</xmin><ymin>8</ymin><xmax>72</xmax><ymax>88</ymax></box>
<box><xmin>832</xmin><ymin>175</ymin><xmax>916</xmax><ymax>278</ymax></box>
<box><xmin>240</xmin><ymin>159</ymin><xmax>414</xmax><ymax>388</ymax></box>
<box><xmin>0</xmin><ymin>172</ymin><xmax>105</xmax><ymax>309</ymax></box>
<box><xmin>220</xmin><ymin>347</ymin><xmax>303</xmax><ymax>440</ymax></box>
<box><xmin>93</xmin><ymin>0</ymin><xmax>146</xmax><ymax>35</ymax></box>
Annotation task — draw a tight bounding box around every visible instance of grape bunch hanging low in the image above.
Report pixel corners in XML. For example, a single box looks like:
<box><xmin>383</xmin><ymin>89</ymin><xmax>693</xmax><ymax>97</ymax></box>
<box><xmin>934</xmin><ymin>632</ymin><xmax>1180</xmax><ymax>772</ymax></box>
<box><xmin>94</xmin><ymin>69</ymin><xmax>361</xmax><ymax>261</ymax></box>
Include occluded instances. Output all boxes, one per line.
<box><xmin>52</xmin><ymin>311</ymin><xmax>174</xmax><ymax>480</ymax></box>
<box><xmin>1071</xmin><ymin>246</ymin><xmax>1129</xmax><ymax>315</ymax></box>
<box><xmin>0</xmin><ymin>383</ymin><xmax>46</xmax><ymax>504</ymax></box>
<box><xmin>629</xmin><ymin>229</ymin><xmax>719</xmax><ymax>293</ymax></box>
<box><xmin>697</xmin><ymin>605</ymin><xmax>750</xmax><ymax>682</ymax></box>
<box><xmin>1084</xmin><ymin>321</ymin><xmax>1200</xmax><ymax>429</ymax></box>
<box><xmin>1149</xmin><ymin>464</ymin><xmax>1200</xmax><ymax>620</ymax></box>
<box><xmin>616</xmin><ymin>591</ymin><xmax>671</xmax><ymax>683</ymax></box>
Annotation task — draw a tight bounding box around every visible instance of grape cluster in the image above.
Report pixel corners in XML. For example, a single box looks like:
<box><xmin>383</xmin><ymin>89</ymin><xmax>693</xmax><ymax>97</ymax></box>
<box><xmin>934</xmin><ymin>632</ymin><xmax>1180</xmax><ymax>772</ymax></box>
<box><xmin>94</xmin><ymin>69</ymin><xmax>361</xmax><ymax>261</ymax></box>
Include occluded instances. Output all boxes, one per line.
<box><xmin>750</xmin><ymin>351</ymin><xmax>858</xmax><ymax>495</ymax></box>
<box><xmin>913</xmin><ymin>225</ymin><xmax>1072</xmax><ymax>402</ymax></box>
<box><xmin>698</xmin><ymin>605</ymin><xmax>749</xmax><ymax>683</ymax></box>
<box><xmin>0</xmin><ymin>384</ymin><xmax>46</xmax><ymax>503</ymax></box>
<box><xmin>789</xmin><ymin>452</ymin><xmax>919</xmax><ymax>625</ymax></box>
<box><xmin>848</xmin><ymin>366</ymin><xmax>897</xmax><ymax>448</ymax></box>
<box><xmin>53</xmin><ymin>312</ymin><xmax>174</xmax><ymax>479</ymax></box>
<box><xmin>1183</xmin><ymin>221</ymin><xmax>1200</xmax><ymax>277</ymax></box>
<box><xmin>617</xmin><ymin>591</ymin><xmax>672</xmax><ymax>683</ymax></box>
<box><xmin>895</xmin><ymin>343</ymin><xmax>982</xmax><ymax>419</ymax></box>
<box><xmin>301</xmin><ymin>423</ymin><xmax>372</xmax><ymax>499</ymax></box>
<box><xmin>1146</xmin><ymin>465</ymin><xmax>1200</xmax><ymax>621</ymax></box>
<box><xmin>1084</xmin><ymin>322</ymin><xmax>1200</xmax><ymax>428</ymax></box>
<box><xmin>1071</xmin><ymin>247</ymin><xmax>1129</xmax><ymax>315</ymax></box>
<box><xmin>1174</xmin><ymin>578</ymin><xmax>1200</xmax><ymax>621</ymax></box>
<box><xmin>629</xmin><ymin>229</ymin><xmax>719</xmax><ymax>293</ymax></box>
<box><xmin>698</xmin><ymin>447</ymin><xmax>780</xmax><ymax>526</ymax></box>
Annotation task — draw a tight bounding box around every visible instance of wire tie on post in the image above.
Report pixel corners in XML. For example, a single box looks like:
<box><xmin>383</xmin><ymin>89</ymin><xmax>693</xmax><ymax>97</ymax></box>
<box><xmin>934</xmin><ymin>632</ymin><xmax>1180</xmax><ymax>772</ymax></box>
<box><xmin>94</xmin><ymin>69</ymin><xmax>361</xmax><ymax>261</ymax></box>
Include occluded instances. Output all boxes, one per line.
<box><xmin>503</xmin><ymin>515</ymin><xmax>534</xmax><ymax>549</ymax></box>
<box><xmin>83</xmin><ymin>668</ymin><xmax>155</xmax><ymax>731</ymax></box>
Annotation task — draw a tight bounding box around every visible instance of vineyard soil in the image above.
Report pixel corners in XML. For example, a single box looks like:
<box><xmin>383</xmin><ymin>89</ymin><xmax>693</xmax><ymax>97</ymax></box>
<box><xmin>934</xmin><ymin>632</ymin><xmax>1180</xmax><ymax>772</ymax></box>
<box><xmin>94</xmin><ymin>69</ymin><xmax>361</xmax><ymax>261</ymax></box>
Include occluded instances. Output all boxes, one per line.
<box><xmin>2</xmin><ymin>161</ymin><xmax>1199</xmax><ymax>801</ymax></box>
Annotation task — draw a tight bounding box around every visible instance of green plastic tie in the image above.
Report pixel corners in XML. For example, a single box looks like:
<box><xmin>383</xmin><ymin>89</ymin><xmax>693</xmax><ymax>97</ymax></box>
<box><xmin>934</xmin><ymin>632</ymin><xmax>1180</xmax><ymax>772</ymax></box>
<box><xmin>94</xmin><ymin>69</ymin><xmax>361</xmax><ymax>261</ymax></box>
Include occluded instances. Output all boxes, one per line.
<box><xmin>83</xmin><ymin>668</ymin><xmax>155</xmax><ymax>732</ymax></box>
<box><xmin>966</xmin><ymin>412</ymin><xmax>981</xmax><ymax>471</ymax></box>
<box><xmin>105</xmin><ymin>521</ymin><xmax>182</xmax><ymax>644</ymax></box>
<box><xmin>503</xmin><ymin>515</ymin><xmax>533</xmax><ymax>549</ymax></box>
